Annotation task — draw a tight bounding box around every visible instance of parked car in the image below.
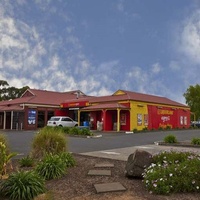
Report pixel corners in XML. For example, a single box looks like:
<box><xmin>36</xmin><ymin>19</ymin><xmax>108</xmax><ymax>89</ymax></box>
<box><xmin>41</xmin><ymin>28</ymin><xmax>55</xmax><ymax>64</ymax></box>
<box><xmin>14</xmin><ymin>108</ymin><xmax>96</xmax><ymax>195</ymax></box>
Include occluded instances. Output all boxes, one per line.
<box><xmin>47</xmin><ymin>116</ymin><xmax>78</xmax><ymax>127</ymax></box>
<box><xmin>191</xmin><ymin>121</ymin><xmax>200</xmax><ymax>128</ymax></box>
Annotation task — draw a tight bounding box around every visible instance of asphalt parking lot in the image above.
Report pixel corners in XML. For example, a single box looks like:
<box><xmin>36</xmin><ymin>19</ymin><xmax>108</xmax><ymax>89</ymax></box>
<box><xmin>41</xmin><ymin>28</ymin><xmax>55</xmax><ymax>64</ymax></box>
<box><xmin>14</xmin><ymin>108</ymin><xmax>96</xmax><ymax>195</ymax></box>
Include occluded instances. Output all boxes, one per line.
<box><xmin>1</xmin><ymin>129</ymin><xmax>200</xmax><ymax>160</ymax></box>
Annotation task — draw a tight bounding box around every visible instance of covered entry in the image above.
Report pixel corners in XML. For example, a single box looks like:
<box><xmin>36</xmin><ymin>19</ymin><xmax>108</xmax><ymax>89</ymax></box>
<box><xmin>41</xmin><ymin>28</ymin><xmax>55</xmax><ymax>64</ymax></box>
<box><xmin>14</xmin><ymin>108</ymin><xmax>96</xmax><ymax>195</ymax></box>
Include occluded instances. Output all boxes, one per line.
<box><xmin>80</xmin><ymin>103</ymin><xmax>130</xmax><ymax>132</ymax></box>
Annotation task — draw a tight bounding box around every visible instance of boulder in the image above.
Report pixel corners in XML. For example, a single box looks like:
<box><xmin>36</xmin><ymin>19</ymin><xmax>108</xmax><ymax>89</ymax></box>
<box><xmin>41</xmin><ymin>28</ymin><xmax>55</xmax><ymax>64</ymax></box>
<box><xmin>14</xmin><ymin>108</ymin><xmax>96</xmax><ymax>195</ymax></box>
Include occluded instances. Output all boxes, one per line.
<box><xmin>125</xmin><ymin>149</ymin><xmax>153</xmax><ymax>178</ymax></box>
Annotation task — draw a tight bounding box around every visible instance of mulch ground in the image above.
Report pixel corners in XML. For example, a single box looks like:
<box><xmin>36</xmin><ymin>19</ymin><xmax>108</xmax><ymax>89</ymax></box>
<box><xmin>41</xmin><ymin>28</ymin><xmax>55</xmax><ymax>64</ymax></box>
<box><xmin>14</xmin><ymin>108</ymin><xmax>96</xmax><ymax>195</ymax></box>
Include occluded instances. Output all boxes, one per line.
<box><xmin>45</xmin><ymin>154</ymin><xmax>200</xmax><ymax>200</ymax></box>
<box><xmin>1</xmin><ymin>153</ymin><xmax>200</xmax><ymax>200</ymax></box>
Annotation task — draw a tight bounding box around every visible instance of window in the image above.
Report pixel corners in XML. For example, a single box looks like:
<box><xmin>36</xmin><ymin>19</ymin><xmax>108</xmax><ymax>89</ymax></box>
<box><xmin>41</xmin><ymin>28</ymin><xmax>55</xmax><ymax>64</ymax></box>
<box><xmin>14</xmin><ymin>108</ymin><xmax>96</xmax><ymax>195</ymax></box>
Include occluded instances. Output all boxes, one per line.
<box><xmin>137</xmin><ymin>114</ymin><xmax>142</xmax><ymax>126</ymax></box>
<box><xmin>184</xmin><ymin>116</ymin><xmax>187</xmax><ymax>125</ymax></box>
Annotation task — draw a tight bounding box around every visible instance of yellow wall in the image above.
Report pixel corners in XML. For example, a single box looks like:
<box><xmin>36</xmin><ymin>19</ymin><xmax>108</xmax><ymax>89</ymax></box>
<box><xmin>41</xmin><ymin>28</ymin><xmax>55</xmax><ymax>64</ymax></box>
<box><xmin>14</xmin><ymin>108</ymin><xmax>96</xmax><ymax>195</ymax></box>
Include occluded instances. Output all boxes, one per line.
<box><xmin>130</xmin><ymin>101</ymin><xmax>148</xmax><ymax>131</ymax></box>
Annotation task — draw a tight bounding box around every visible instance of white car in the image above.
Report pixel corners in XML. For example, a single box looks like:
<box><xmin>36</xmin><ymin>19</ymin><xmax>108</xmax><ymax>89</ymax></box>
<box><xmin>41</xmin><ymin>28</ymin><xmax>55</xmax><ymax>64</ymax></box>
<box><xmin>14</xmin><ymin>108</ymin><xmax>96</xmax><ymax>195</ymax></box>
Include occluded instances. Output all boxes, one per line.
<box><xmin>47</xmin><ymin>116</ymin><xmax>78</xmax><ymax>127</ymax></box>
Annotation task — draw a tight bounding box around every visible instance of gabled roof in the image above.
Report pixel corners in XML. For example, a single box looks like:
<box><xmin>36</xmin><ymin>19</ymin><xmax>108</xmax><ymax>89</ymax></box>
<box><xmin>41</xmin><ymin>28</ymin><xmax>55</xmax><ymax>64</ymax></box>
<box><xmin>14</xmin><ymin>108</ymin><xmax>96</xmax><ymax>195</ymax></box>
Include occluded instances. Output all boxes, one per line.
<box><xmin>87</xmin><ymin>89</ymin><xmax>188</xmax><ymax>108</ymax></box>
<box><xmin>0</xmin><ymin>89</ymin><xmax>87</xmax><ymax>107</ymax></box>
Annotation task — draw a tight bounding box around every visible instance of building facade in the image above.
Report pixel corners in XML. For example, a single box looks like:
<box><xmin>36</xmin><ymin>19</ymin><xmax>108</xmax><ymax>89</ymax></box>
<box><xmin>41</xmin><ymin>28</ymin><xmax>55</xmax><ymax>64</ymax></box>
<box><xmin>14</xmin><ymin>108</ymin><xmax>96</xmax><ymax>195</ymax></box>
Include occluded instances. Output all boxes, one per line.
<box><xmin>0</xmin><ymin>89</ymin><xmax>87</xmax><ymax>130</ymax></box>
<box><xmin>61</xmin><ymin>90</ymin><xmax>190</xmax><ymax>131</ymax></box>
<box><xmin>0</xmin><ymin>89</ymin><xmax>190</xmax><ymax>131</ymax></box>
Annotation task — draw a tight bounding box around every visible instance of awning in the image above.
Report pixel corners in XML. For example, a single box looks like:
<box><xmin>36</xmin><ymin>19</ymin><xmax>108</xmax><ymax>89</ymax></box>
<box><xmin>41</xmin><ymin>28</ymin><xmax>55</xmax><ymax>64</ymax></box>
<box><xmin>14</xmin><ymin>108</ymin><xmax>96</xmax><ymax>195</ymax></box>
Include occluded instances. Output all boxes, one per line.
<box><xmin>0</xmin><ymin>105</ymin><xmax>24</xmax><ymax>111</ymax></box>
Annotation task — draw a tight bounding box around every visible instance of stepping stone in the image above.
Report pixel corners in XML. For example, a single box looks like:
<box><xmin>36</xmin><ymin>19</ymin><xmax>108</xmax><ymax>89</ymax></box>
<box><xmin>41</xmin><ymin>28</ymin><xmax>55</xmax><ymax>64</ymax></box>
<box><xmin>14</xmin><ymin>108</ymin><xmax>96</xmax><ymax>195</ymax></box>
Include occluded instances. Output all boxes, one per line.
<box><xmin>94</xmin><ymin>182</ymin><xmax>126</xmax><ymax>193</ymax></box>
<box><xmin>88</xmin><ymin>169</ymin><xmax>111</xmax><ymax>176</ymax></box>
<box><xmin>94</xmin><ymin>163</ymin><xmax>114</xmax><ymax>168</ymax></box>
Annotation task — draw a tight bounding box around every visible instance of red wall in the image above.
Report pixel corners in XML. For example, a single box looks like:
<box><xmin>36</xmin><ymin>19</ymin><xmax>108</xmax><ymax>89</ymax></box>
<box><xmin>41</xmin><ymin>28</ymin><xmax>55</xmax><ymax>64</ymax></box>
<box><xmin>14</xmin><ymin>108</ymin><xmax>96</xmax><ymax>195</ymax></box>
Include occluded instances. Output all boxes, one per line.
<box><xmin>120</xmin><ymin>110</ymin><xmax>130</xmax><ymax>131</ymax></box>
<box><xmin>148</xmin><ymin>105</ymin><xmax>190</xmax><ymax>129</ymax></box>
<box><xmin>55</xmin><ymin>109</ymin><xmax>68</xmax><ymax>116</ymax></box>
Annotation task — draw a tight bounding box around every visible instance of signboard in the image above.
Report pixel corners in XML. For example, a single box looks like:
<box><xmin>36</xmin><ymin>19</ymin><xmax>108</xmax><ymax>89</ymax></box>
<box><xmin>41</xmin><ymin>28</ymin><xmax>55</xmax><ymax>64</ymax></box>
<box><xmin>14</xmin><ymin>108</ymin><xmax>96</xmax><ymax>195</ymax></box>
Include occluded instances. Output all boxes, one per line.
<box><xmin>28</xmin><ymin>110</ymin><xmax>36</xmax><ymax>125</ymax></box>
<box><xmin>61</xmin><ymin>101</ymin><xmax>89</xmax><ymax>108</ymax></box>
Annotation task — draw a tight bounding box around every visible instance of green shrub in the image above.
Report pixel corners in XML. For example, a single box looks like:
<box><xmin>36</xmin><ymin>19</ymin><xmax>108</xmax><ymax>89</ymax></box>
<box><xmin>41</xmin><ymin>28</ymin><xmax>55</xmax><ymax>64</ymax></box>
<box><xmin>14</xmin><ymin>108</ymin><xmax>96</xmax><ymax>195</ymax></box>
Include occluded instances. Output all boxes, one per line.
<box><xmin>35</xmin><ymin>153</ymin><xmax>66</xmax><ymax>180</ymax></box>
<box><xmin>62</xmin><ymin>126</ymin><xmax>70</xmax><ymax>134</ymax></box>
<box><xmin>0</xmin><ymin>134</ymin><xmax>9</xmax><ymax>152</ymax></box>
<box><xmin>163</xmin><ymin>134</ymin><xmax>177</xmax><ymax>143</ymax></box>
<box><xmin>0</xmin><ymin>170</ymin><xmax>45</xmax><ymax>200</ymax></box>
<box><xmin>58</xmin><ymin>152</ymin><xmax>76</xmax><ymax>167</ymax></box>
<box><xmin>0</xmin><ymin>142</ymin><xmax>17</xmax><ymax>177</ymax></box>
<box><xmin>80</xmin><ymin>128</ymin><xmax>93</xmax><ymax>136</ymax></box>
<box><xmin>69</xmin><ymin>127</ymin><xmax>81</xmax><ymax>135</ymax></box>
<box><xmin>52</xmin><ymin>126</ymin><xmax>63</xmax><ymax>132</ymax></box>
<box><xmin>165</xmin><ymin>125</ymin><xmax>171</xmax><ymax>130</ymax></box>
<box><xmin>19</xmin><ymin>155</ymin><xmax>35</xmax><ymax>167</ymax></box>
<box><xmin>143</xmin><ymin>151</ymin><xmax>200</xmax><ymax>195</ymax></box>
<box><xmin>142</xmin><ymin>127</ymin><xmax>148</xmax><ymax>132</ymax></box>
<box><xmin>133</xmin><ymin>128</ymin><xmax>138</xmax><ymax>133</ymax></box>
<box><xmin>191</xmin><ymin>138</ymin><xmax>200</xmax><ymax>145</ymax></box>
<box><xmin>152</xmin><ymin>151</ymin><xmax>196</xmax><ymax>165</ymax></box>
<box><xmin>31</xmin><ymin>127</ymin><xmax>67</xmax><ymax>158</ymax></box>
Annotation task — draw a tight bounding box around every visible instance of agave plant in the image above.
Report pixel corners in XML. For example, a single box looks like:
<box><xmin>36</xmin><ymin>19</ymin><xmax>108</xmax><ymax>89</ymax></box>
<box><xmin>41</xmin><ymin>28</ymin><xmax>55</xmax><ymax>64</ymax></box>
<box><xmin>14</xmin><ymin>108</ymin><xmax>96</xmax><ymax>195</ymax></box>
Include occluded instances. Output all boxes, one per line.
<box><xmin>0</xmin><ymin>170</ymin><xmax>46</xmax><ymax>200</ymax></box>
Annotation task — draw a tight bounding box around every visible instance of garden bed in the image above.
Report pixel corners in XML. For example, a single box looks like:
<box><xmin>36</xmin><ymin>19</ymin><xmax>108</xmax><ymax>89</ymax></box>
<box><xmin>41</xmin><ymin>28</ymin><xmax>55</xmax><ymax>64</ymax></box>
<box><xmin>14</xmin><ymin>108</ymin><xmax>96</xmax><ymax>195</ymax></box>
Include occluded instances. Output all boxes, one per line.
<box><xmin>3</xmin><ymin>154</ymin><xmax>200</xmax><ymax>200</ymax></box>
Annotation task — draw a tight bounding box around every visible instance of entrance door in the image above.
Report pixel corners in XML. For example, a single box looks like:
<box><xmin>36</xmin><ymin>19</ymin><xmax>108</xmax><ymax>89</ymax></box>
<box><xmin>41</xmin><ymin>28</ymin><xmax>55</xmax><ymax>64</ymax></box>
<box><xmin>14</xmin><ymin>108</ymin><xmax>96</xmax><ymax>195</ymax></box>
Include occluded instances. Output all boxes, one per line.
<box><xmin>37</xmin><ymin>111</ymin><xmax>45</xmax><ymax>128</ymax></box>
<box><xmin>6</xmin><ymin>112</ymin><xmax>11</xmax><ymax>129</ymax></box>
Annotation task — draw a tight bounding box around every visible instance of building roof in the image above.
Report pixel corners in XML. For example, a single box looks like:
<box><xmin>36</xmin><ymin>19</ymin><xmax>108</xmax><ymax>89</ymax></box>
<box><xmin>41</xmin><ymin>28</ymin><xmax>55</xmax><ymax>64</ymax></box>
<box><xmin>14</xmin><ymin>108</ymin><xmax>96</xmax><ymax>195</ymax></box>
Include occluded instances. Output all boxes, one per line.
<box><xmin>0</xmin><ymin>89</ymin><xmax>87</xmax><ymax>111</ymax></box>
<box><xmin>0</xmin><ymin>88</ymin><xmax>189</xmax><ymax>112</ymax></box>
<box><xmin>86</xmin><ymin>90</ymin><xmax>188</xmax><ymax>108</ymax></box>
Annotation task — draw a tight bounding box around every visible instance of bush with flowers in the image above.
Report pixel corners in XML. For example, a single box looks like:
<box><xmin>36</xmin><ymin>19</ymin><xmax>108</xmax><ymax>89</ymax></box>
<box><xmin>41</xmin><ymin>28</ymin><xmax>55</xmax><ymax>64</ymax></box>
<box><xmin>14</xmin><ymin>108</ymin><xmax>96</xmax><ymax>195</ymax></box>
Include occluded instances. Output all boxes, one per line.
<box><xmin>143</xmin><ymin>151</ymin><xmax>200</xmax><ymax>195</ymax></box>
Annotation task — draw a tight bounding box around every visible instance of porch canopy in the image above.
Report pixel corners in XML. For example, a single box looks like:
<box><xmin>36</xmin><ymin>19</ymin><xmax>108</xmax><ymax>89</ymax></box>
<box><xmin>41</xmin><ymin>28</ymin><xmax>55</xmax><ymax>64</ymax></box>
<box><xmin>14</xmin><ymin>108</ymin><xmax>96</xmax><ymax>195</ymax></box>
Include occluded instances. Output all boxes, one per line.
<box><xmin>81</xmin><ymin>103</ymin><xmax>130</xmax><ymax>132</ymax></box>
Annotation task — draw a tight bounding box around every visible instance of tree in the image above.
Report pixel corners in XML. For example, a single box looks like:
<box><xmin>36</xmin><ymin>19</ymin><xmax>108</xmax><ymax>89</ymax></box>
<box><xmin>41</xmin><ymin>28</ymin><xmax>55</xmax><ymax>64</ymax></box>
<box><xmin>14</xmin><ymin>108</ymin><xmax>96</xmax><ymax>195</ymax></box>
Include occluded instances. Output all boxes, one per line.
<box><xmin>0</xmin><ymin>80</ymin><xmax>29</xmax><ymax>101</ymax></box>
<box><xmin>183</xmin><ymin>84</ymin><xmax>200</xmax><ymax>121</ymax></box>
<box><xmin>0</xmin><ymin>80</ymin><xmax>9</xmax><ymax>101</ymax></box>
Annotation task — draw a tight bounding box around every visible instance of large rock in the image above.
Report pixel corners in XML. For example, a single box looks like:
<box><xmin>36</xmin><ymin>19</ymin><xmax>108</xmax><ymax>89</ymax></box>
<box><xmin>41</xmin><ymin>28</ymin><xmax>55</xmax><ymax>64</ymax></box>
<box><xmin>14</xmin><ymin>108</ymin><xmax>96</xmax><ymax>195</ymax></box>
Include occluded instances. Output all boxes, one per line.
<box><xmin>125</xmin><ymin>149</ymin><xmax>153</xmax><ymax>178</ymax></box>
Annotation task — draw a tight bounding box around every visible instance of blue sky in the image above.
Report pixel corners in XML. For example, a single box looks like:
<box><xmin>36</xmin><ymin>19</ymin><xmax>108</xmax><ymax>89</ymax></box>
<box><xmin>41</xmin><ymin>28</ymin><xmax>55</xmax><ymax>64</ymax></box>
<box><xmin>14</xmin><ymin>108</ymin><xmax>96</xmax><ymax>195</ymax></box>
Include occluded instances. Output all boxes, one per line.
<box><xmin>1</xmin><ymin>0</ymin><xmax>200</xmax><ymax>104</ymax></box>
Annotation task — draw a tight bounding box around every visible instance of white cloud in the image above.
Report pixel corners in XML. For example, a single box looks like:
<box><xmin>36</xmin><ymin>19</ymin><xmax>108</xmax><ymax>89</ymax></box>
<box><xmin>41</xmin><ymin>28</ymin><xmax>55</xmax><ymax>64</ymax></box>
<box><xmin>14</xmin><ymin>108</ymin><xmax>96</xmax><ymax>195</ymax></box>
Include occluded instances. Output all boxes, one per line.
<box><xmin>151</xmin><ymin>62</ymin><xmax>161</xmax><ymax>74</ymax></box>
<box><xmin>169</xmin><ymin>60</ymin><xmax>181</xmax><ymax>71</ymax></box>
<box><xmin>178</xmin><ymin>9</ymin><xmax>200</xmax><ymax>65</ymax></box>
<box><xmin>116</xmin><ymin>0</ymin><xmax>124</xmax><ymax>12</ymax></box>
<box><xmin>50</xmin><ymin>54</ymin><xmax>60</xmax><ymax>69</ymax></box>
<box><xmin>16</xmin><ymin>0</ymin><xmax>27</xmax><ymax>5</ymax></box>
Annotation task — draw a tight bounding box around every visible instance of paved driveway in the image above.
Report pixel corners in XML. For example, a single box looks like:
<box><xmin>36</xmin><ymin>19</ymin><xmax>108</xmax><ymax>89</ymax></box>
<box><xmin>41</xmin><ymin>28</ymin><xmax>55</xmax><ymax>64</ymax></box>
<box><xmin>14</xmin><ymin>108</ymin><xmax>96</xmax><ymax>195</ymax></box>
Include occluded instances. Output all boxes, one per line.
<box><xmin>1</xmin><ymin>129</ymin><xmax>200</xmax><ymax>160</ymax></box>
<box><xmin>80</xmin><ymin>143</ymin><xmax>200</xmax><ymax>161</ymax></box>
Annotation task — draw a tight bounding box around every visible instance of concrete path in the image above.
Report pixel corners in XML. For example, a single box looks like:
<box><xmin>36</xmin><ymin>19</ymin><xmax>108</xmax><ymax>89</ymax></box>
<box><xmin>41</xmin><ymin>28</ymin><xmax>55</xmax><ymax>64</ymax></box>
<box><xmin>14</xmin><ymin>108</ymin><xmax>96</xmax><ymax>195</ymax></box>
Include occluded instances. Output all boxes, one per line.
<box><xmin>94</xmin><ymin>182</ymin><xmax>126</xmax><ymax>193</ymax></box>
<box><xmin>81</xmin><ymin>144</ymin><xmax>200</xmax><ymax>161</ymax></box>
<box><xmin>88</xmin><ymin>170</ymin><xmax>111</xmax><ymax>176</ymax></box>
<box><xmin>87</xmin><ymin>162</ymin><xmax>127</xmax><ymax>194</ymax></box>
<box><xmin>95</xmin><ymin>163</ymin><xmax>114</xmax><ymax>168</ymax></box>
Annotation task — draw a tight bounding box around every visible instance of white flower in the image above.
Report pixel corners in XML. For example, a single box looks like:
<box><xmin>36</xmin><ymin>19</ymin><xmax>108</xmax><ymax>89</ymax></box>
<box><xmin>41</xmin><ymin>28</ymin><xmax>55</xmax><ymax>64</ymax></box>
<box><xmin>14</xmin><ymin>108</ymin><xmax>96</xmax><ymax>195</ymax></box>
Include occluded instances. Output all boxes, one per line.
<box><xmin>169</xmin><ymin>173</ymin><xmax>173</xmax><ymax>177</ymax></box>
<box><xmin>153</xmin><ymin>183</ymin><xmax>157</xmax><ymax>187</ymax></box>
<box><xmin>196</xmin><ymin>186</ymin><xmax>199</xmax><ymax>190</ymax></box>
<box><xmin>192</xmin><ymin>180</ymin><xmax>195</xmax><ymax>184</ymax></box>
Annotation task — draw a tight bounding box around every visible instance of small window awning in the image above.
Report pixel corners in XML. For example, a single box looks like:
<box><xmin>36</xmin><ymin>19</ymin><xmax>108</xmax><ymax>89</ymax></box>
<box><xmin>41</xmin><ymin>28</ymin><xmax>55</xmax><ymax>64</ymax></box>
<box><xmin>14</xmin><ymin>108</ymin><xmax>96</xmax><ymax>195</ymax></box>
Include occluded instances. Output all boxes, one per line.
<box><xmin>81</xmin><ymin>103</ymin><xmax>130</xmax><ymax>111</ymax></box>
<box><xmin>0</xmin><ymin>105</ymin><xmax>24</xmax><ymax>111</ymax></box>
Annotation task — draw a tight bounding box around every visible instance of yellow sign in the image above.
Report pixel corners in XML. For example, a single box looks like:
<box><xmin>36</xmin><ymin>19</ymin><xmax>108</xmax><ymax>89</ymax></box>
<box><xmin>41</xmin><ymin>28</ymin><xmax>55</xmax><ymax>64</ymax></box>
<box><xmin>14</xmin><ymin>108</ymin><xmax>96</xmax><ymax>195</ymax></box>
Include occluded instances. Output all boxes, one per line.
<box><xmin>157</xmin><ymin>110</ymin><xmax>173</xmax><ymax>115</ymax></box>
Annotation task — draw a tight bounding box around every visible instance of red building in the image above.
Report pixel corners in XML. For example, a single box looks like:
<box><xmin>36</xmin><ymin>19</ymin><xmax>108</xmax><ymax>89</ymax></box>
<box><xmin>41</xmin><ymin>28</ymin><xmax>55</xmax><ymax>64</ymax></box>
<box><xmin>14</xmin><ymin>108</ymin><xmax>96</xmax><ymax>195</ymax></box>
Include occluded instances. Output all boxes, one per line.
<box><xmin>0</xmin><ymin>88</ymin><xmax>190</xmax><ymax>131</ymax></box>
<box><xmin>0</xmin><ymin>89</ymin><xmax>88</xmax><ymax>130</ymax></box>
<box><xmin>60</xmin><ymin>90</ymin><xmax>191</xmax><ymax>132</ymax></box>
